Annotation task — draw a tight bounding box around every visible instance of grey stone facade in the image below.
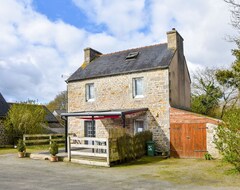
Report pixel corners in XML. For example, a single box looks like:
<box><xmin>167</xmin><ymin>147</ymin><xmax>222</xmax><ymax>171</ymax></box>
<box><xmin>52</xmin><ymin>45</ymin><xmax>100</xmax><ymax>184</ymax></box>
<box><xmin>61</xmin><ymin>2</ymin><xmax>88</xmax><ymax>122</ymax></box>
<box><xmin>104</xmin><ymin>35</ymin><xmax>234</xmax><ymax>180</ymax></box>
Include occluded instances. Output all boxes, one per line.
<box><xmin>0</xmin><ymin>119</ymin><xmax>10</xmax><ymax>146</ymax></box>
<box><xmin>68</xmin><ymin>69</ymin><xmax>170</xmax><ymax>151</ymax></box>
<box><xmin>206</xmin><ymin>123</ymin><xmax>220</xmax><ymax>158</ymax></box>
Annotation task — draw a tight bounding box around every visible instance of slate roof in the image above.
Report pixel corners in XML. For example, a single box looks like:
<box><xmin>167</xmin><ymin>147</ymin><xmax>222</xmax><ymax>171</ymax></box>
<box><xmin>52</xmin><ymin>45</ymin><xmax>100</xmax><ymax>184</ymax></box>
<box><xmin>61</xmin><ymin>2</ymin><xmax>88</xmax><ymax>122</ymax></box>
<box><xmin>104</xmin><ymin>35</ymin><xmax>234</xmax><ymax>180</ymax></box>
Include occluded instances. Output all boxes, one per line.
<box><xmin>67</xmin><ymin>43</ymin><xmax>175</xmax><ymax>82</ymax></box>
<box><xmin>53</xmin><ymin>109</ymin><xmax>66</xmax><ymax>116</ymax></box>
<box><xmin>0</xmin><ymin>93</ymin><xmax>9</xmax><ymax>117</ymax></box>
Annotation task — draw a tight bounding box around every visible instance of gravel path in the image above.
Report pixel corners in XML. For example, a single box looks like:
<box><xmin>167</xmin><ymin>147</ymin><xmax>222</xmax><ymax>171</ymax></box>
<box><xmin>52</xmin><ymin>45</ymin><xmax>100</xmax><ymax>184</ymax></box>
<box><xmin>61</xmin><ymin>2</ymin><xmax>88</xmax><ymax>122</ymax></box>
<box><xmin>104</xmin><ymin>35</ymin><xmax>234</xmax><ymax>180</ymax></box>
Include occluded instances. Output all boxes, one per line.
<box><xmin>0</xmin><ymin>154</ymin><xmax>238</xmax><ymax>190</ymax></box>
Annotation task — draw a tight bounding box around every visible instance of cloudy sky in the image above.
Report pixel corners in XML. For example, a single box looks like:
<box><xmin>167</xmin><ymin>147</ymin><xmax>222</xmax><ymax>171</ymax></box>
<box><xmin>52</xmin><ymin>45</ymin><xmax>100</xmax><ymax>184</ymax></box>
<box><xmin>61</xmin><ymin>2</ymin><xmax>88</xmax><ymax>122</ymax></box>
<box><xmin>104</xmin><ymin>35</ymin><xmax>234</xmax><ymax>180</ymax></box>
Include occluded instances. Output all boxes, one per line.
<box><xmin>0</xmin><ymin>0</ymin><xmax>237</xmax><ymax>104</ymax></box>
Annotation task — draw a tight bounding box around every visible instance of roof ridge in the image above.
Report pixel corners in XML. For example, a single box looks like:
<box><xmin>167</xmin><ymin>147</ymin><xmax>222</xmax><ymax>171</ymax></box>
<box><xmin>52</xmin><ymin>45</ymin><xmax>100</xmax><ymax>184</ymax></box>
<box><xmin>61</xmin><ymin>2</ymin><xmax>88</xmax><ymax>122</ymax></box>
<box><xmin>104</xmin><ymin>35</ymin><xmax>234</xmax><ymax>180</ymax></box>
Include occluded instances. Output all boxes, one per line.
<box><xmin>101</xmin><ymin>42</ymin><xmax>167</xmax><ymax>57</ymax></box>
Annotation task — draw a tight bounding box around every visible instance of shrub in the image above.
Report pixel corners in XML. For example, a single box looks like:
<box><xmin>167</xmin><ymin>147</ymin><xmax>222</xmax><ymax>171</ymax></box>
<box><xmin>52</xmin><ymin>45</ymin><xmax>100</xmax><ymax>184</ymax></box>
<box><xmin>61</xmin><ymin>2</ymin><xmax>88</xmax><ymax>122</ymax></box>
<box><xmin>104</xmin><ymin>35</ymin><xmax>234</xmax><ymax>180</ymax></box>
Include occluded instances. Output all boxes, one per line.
<box><xmin>204</xmin><ymin>153</ymin><xmax>213</xmax><ymax>160</ymax></box>
<box><xmin>117</xmin><ymin>131</ymin><xmax>152</xmax><ymax>162</ymax></box>
<box><xmin>17</xmin><ymin>139</ymin><xmax>26</xmax><ymax>152</ymax></box>
<box><xmin>49</xmin><ymin>141</ymin><xmax>58</xmax><ymax>156</ymax></box>
<box><xmin>214</xmin><ymin>108</ymin><xmax>240</xmax><ymax>172</ymax></box>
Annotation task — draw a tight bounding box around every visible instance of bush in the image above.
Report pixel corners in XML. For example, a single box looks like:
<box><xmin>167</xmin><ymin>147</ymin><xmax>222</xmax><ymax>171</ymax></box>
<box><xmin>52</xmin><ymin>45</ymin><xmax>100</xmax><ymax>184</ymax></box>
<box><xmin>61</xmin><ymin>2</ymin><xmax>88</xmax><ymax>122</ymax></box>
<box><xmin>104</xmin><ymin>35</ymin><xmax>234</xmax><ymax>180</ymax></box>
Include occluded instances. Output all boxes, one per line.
<box><xmin>17</xmin><ymin>139</ymin><xmax>26</xmax><ymax>152</ymax></box>
<box><xmin>117</xmin><ymin>131</ymin><xmax>152</xmax><ymax>162</ymax></box>
<box><xmin>49</xmin><ymin>142</ymin><xmax>58</xmax><ymax>156</ymax></box>
<box><xmin>204</xmin><ymin>153</ymin><xmax>213</xmax><ymax>160</ymax></box>
<box><xmin>214</xmin><ymin>108</ymin><xmax>240</xmax><ymax>172</ymax></box>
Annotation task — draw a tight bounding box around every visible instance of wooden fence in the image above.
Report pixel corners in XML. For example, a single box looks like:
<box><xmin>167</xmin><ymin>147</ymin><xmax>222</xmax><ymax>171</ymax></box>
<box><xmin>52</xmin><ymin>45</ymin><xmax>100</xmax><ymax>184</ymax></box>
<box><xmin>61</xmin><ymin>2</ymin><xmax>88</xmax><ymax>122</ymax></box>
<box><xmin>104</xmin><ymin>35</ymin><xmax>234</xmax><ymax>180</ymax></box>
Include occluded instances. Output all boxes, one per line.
<box><xmin>68</xmin><ymin>136</ymin><xmax>110</xmax><ymax>167</ymax></box>
<box><xmin>23</xmin><ymin>134</ymin><xmax>65</xmax><ymax>145</ymax></box>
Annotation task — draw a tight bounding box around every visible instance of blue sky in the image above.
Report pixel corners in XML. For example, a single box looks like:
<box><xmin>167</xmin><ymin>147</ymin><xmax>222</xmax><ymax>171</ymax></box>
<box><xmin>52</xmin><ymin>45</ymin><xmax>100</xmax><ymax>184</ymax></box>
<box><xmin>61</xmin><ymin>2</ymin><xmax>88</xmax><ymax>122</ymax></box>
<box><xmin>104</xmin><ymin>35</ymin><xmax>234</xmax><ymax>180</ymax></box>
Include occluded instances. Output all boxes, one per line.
<box><xmin>0</xmin><ymin>0</ymin><xmax>237</xmax><ymax>103</ymax></box>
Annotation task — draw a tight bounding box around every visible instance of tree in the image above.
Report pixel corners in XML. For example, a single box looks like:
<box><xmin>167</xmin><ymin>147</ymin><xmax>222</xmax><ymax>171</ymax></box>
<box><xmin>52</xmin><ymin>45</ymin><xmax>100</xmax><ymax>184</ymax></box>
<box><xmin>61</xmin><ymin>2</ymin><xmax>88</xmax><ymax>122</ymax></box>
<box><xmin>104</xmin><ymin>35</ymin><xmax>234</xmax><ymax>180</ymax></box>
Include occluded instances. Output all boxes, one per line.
<box><xmin>214</xmin><ymin>108</ymin><xmax>240</xmax><ymax>172</ymax></box>
<box><xmin>191</xmin><ymin>68</ymin><xmax>223</xmax><ymax>117</ymax></box>
<box><xmin>224</xmin><ymin>0</ymin><xmax>240</xmax><ymax>32</ymax></box>
<box><xmin>4</xmin><ymin>103</ymin><xmax>46</xmax><ymax>141</ymax></box>
<box><xmin>215</xmin><ymin>0</ymin><xmax>240</xmax><ymax>110</ymax></box>
<box><xmin>191</xmin><ymin>68</ymin><xmax>239</xmax><ymax>118</ymax></box>
<box><xmin>47</xmin><ymin>91</ymin><xmax>67</xmax><ymax>112</ymax></box>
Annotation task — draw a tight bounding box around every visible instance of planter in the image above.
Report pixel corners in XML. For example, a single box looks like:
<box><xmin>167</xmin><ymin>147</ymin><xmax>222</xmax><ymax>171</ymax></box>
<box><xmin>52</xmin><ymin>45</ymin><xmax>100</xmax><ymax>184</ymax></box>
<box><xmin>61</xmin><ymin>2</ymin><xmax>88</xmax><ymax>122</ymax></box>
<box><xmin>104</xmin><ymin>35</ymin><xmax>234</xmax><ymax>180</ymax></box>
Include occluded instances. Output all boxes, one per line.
<box><xmin>18</xmin><ymin>152</ymin><xmax>25</xmax><ymax>158</ymax></box>
<box><xmin>50</xmin><ymin>156</ymin><xmax>58</xmax><ymax>162</ymax></box>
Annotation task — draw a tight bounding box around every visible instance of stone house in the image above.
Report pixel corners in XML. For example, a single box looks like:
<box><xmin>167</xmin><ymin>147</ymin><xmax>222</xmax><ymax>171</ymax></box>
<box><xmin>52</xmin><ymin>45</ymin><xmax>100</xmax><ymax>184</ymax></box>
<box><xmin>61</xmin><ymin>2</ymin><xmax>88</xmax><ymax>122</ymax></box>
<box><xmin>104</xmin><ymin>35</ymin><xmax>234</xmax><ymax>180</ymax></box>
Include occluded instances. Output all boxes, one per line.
<box><xmin>65</xmin><ymin>29</ymin><xmax>219</xmax><ymax>158</ymax></box>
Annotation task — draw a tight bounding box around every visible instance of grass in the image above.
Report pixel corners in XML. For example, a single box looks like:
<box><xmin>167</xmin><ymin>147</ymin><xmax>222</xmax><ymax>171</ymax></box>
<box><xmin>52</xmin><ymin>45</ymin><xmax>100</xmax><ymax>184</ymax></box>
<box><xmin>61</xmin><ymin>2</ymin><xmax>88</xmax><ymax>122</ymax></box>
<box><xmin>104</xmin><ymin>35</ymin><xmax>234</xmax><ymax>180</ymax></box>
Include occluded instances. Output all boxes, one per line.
<box><xmin>116</xmin><ymin>156</ymin><xmax>240</xmax><ymax>187</ymax></box>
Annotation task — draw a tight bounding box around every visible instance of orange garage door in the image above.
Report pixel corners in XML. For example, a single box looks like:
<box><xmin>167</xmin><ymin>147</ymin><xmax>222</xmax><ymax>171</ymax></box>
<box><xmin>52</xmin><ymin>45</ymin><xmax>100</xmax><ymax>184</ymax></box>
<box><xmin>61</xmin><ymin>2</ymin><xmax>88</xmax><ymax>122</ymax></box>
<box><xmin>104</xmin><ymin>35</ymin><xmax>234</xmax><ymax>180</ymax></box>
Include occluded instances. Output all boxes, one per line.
<box><xmin>170</xmin><ymin>123</ymin><xmax>207</xmax><ymax>158</ymax></box>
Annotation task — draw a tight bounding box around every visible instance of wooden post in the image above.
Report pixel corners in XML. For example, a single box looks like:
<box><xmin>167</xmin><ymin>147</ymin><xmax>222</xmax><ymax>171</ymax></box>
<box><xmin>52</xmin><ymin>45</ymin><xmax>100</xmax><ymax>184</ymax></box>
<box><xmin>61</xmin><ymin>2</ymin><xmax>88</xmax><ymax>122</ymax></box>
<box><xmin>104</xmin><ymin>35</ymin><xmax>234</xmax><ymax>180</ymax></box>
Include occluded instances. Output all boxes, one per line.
<box><xmin>49</xmin><ymin>135</ymin><xmax>52</xmax><ymax>145</ymax></box>
<box><xmin>65</xmin><ymin>117</ymin><xmax>68</xmax><ymax>153</ymax></box>
<box><xmin>106</xmin><ymin>138</ymin><xmax>110</xmax><ymax>167</ymax></box>
<box><xmin>122</xmin><ymin>114</ymin><xmax>126</xmax><ymax>128</ymax></box>
<box><xmin>68</xmin><ymin>136</ymin><xmax>71</xmax><ymax>161</ymax></box>
<box><xmin>23</xmin><ymin>135</ymin><xmax>26</xmax><ymax>143</ymax></box>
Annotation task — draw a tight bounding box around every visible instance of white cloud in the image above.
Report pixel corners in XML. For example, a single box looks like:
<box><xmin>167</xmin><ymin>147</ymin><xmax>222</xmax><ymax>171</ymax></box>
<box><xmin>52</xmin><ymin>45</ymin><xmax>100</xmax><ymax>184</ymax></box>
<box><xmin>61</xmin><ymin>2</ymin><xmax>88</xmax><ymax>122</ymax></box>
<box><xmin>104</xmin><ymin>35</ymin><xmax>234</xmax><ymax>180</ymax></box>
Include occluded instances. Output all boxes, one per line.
<box><xmin>0</xmin><ymin>0</ymin><xmax>237</xmax><ymax>104</ymax></box>
<box><xmin>72</xmin><ymin>0</ymin><xmax>147</xmax><ymax>37</ymax></box>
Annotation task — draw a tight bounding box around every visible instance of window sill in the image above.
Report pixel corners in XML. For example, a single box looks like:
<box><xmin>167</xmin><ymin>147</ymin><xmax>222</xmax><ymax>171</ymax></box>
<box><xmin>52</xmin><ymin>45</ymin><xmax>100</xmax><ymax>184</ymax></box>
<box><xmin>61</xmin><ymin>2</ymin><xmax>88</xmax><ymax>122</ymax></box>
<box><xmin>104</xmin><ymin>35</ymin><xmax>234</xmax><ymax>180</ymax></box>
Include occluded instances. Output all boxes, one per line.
<box><xmin>134</xmin><ymin>95</ymin><xmax>144</xmax><ymax>99</ymax></box>
<box><xmin>86</xmin><ymin>99</ymin><xmax>95</xmax><ymax>102</ymax></box>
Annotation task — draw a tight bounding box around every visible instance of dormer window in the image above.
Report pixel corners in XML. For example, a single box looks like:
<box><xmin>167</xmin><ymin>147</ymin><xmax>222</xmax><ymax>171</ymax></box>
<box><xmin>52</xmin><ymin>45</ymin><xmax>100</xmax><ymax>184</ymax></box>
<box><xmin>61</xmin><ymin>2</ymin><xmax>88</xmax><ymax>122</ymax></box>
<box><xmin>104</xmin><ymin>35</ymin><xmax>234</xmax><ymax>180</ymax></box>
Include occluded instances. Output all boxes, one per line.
<box><xmin>126</xmin><ymin>52</ymin><xmax>139</xmax><ymax>60</ymax></box>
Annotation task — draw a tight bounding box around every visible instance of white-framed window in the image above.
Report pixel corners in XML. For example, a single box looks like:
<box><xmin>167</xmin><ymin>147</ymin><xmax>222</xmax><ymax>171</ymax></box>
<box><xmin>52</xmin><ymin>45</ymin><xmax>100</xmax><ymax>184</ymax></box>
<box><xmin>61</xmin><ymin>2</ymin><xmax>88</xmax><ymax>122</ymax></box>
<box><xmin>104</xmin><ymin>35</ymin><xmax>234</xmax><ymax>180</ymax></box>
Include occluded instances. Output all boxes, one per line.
<box><xmin>86</xmin><ymin>83</ymin><xmax>95</xmax><ymax>102</ymax></box>
<box><xmin>84</xmin><ymin>120</ymin><xmax>96</xmax><ymax>137</ymax></box>
<box><xmin>133</xmin><ymin>77</ymin><xmax>144</xmax><ymax>98</ymax></box>
<box><xmin>134</xmin><ymin>120</ymin><xmax>144</xmax><ymax>134</ymax></box>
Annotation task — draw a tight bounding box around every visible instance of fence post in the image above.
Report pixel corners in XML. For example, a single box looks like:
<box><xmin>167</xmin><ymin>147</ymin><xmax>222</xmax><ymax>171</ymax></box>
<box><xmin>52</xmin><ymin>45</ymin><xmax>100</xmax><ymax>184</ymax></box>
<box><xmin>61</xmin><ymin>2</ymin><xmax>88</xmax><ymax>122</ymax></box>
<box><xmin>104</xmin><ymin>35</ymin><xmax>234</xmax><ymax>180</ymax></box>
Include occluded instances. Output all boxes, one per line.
<box><xmin>67</xmin><ymin>136</ymin><xmax>71</xmax><ymax>161</ymax></box>
<box><xmin>106</xmin><ymin>138</ymin><xmax>110</xmax><ymax>167</ymax></box>
<box><xmin>49</xmin><ymin>135</ymin><xmax>52</xmax><ymax>145</ymax></box>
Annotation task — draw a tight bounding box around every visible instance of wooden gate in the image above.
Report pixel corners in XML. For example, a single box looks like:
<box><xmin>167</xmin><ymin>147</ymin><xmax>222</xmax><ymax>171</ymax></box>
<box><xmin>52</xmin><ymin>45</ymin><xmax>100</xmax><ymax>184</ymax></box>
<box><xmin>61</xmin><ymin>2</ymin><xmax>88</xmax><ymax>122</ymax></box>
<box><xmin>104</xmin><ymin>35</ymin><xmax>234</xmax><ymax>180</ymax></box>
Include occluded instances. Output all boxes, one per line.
<box><xmin>170</xmin><ymin>123</ymin><xmax>207</xmax><ymax>158</ymax></box>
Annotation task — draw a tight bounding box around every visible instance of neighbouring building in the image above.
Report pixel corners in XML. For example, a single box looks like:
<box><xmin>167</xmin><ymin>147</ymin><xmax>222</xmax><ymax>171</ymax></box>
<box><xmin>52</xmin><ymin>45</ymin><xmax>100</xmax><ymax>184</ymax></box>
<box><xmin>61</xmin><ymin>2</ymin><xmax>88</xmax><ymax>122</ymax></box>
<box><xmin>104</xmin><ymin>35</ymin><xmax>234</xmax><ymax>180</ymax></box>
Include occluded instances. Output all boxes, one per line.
<box><xmin>0</xmin><ymin>93</ymin><xmax>10</xmax><ymax>146</ymax></box>
<box><xmin>65</xmin><ymin>29</ymin><xmax>220</xmax><ymax>158</ymax></box>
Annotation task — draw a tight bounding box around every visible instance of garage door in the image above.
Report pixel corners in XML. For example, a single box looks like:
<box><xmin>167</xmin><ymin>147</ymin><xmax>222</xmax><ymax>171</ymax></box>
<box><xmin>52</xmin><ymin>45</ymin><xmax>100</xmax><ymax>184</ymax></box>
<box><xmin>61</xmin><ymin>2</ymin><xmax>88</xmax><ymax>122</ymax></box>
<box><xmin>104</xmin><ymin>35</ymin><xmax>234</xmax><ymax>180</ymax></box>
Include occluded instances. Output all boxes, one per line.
<box><xmin>170</xmin><ymin>123</ymin><xmax>207</xmax><ymax>158</ymax></box>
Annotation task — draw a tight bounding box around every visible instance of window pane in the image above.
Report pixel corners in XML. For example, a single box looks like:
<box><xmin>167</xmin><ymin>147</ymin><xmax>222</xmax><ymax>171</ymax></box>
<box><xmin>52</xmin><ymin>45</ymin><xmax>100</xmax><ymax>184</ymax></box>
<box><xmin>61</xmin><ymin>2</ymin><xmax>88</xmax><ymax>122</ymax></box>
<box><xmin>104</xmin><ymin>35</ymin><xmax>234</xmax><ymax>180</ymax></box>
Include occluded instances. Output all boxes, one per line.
<box><xmin>135</xmin><ymin>78</ymin><xmax>143</xmax><ymax>96</ymax></box>
<box><xmin>135</xmin><ymin>120</ymin><xmax>144</xmax><ymax>134</ymax></box>
<box><xmin>86</xmin><ymin>83</ymin><xmax>94</xmax><ymax>101</ymax></box>
<box><xmin>89</xmin><ymin>84</ymin><xmax>94</xmax><ymax>99</ymax></box>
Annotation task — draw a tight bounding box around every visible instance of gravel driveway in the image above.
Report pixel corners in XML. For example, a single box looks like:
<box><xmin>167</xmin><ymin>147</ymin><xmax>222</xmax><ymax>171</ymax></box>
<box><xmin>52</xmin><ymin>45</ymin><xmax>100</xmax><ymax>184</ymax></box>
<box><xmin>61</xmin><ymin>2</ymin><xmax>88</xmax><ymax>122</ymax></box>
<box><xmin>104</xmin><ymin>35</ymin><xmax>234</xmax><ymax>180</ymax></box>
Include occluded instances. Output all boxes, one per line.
<box><xmin>0</xmin><ymin>154</ymin><xmax>239</xmax><ymax>190</ymax></box>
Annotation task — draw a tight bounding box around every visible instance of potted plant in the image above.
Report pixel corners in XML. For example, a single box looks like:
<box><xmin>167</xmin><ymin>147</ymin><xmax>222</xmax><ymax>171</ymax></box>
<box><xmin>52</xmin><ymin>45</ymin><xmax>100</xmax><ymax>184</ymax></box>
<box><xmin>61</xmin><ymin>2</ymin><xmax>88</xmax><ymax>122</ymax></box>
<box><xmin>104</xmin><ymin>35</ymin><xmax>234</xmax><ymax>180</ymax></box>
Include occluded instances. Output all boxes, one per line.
<box><xmin>17</xmin><ymin>139</ymin><xmax>26</xmax><ymax>158</ymax></box>
<box><xmin>49</xmin><ymin>141</ymin><xmax>59</xmax><ymax>162</ymax></box>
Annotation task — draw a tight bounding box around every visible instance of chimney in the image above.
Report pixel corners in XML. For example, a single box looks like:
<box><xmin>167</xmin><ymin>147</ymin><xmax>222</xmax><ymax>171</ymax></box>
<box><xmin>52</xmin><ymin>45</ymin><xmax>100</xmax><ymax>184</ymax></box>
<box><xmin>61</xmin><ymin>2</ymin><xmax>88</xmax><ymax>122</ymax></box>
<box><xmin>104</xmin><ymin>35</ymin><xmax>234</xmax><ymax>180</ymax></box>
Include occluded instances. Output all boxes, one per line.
<box><xmin>84</xmin><ymin>48</ymin><xmax>102</xmax><ymax>64</ymax></box>
<box><xmin>167</xmin><ymin>28</ymin><xmax>184</xmax><ymax>52</ymax></box>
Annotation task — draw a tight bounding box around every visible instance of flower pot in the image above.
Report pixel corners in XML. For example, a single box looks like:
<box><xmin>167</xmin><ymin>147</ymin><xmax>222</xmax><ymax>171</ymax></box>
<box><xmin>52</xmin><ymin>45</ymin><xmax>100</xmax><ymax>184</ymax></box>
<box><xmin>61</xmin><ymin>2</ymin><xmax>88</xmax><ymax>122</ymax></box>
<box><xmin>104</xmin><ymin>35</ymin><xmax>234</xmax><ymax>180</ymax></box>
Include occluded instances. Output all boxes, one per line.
<box><xmin>18</xmin><ymin>152</ymin><xmax>25</xmax><ymax>158</ymax></box>
<box><xmin>50</xmin><ymin>156</ymin><xmax>58</xmax><ymax>162</ymax></box>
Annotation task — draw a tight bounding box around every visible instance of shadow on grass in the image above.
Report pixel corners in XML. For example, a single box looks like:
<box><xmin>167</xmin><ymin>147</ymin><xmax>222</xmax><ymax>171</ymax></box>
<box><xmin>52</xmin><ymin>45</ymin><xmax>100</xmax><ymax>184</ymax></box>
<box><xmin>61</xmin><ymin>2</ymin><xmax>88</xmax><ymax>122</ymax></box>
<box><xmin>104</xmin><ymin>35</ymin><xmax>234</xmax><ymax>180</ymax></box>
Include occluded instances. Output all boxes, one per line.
<box><xmin>112</xmin><ymin>156</ymin><xmax>167</xmax><ymax>167</ymax></box>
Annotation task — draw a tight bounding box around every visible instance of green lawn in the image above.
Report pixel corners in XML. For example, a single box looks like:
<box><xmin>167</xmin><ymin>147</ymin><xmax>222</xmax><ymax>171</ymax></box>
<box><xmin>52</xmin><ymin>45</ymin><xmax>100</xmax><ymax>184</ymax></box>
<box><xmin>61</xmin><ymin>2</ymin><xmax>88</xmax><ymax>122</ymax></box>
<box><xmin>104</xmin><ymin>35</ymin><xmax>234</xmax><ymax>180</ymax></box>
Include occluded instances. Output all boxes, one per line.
<box><xmin>116</xmin><ymin>156</ymin><xmax>240</xmax><ymax>187</ymax></box>
<box><xmin>0</xmin><ymin>145</ymin><xmax>51</xmax><ymax>155</ymax></box>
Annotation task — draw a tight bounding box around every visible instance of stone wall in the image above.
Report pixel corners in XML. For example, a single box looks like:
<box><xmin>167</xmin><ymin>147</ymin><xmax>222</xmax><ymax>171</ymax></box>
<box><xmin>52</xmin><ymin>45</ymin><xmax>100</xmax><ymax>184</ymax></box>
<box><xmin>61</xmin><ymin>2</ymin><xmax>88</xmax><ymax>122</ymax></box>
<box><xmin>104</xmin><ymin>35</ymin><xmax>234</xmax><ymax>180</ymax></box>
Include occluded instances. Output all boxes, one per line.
<box><xmin>206</xmin><ymin>123</ymin><xmax>220</xmax><ymax>158</ymax></box>
<box><xmin>0</xmin><ymin>119</ymin><xmax>10</xmax><ymax>146</ymax></box>
<box><xmin>68</xmin><ymin>69</ymin><xmax>170</xmax><ymax>151</ymax></box>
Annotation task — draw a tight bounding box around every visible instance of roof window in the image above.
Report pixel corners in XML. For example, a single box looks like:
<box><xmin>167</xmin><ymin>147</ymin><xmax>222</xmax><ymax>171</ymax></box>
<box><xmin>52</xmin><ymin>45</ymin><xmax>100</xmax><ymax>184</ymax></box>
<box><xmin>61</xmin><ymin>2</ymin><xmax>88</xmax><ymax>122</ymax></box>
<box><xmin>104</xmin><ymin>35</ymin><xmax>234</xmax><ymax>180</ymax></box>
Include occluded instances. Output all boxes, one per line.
<box><xmin>126</xmin><ymin>52</ymin><xmax>139</xmax><ymax>60</ymax></box>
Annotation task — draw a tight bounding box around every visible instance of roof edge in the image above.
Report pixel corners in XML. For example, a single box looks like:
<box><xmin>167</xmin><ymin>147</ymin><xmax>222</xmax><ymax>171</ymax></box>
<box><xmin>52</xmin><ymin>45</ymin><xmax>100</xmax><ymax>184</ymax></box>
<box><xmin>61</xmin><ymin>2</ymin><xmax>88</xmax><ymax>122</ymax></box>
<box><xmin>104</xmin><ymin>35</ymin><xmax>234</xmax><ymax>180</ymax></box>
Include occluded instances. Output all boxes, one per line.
<box><xmin>66</xmin><ymin>65</ymin><xmax>170</xmax><ymax>83</ymax></box>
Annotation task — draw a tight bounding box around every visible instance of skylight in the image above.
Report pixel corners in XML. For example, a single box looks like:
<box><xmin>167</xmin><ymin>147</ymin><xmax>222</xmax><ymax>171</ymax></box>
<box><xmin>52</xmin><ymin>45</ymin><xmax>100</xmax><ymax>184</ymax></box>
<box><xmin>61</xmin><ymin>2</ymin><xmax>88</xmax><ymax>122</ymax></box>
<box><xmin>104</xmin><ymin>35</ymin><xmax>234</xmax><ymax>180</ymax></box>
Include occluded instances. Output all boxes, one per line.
<box><xmin>126</xmin><ymin>52</ymin><xmax>139</xmax><ymax>60</ymax></box>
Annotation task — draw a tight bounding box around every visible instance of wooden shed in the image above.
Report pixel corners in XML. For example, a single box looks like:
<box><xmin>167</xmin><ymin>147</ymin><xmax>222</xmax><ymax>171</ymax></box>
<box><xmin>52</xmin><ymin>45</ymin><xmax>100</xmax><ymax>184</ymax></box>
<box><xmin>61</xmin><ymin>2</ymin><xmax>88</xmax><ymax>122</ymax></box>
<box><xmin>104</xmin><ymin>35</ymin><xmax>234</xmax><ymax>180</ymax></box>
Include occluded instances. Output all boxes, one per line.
<box><xmin>170</xmin><ymin>107</ymin><xmax>220</xmax><ymax>158</ymax></box>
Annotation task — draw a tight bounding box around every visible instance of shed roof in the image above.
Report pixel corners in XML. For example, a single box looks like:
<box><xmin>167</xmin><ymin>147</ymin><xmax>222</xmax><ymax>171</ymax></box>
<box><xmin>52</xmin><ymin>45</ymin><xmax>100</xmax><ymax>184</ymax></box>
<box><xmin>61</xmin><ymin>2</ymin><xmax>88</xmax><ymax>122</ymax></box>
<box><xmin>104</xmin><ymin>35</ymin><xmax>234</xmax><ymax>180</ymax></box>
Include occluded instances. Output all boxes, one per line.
<box><xmin>67</xmin><ymin>43</ymin><xmax>175</xmax><ymax>82</ymax></box>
